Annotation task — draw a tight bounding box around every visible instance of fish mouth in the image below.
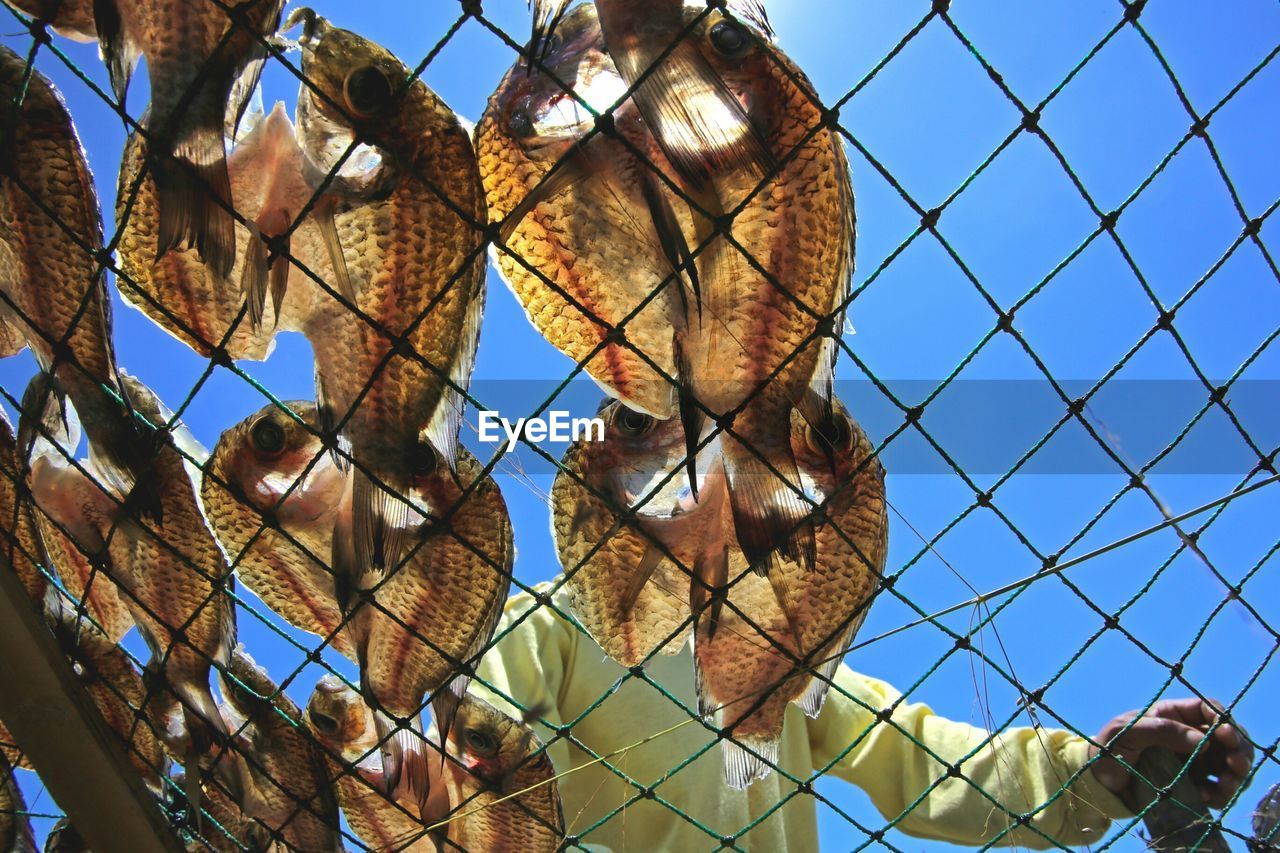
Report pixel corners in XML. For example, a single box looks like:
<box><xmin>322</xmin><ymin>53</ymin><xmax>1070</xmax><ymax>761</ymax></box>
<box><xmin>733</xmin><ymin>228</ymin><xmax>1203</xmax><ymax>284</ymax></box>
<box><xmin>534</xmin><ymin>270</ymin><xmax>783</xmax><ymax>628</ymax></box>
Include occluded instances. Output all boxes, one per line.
<box><xmin>308</xmin><ymin>706</ymin><xmax>340</xmax><ymax>735</ymax></box>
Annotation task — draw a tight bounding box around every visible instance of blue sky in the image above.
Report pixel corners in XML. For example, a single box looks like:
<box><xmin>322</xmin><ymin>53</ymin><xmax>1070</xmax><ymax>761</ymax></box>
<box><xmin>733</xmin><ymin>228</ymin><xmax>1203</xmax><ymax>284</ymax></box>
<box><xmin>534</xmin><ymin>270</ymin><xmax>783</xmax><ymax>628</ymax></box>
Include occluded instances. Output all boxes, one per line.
<box><xmin>2</xmin><ymin>1</ymin><xmax>1279</xmax><ymax>849</ymax></box>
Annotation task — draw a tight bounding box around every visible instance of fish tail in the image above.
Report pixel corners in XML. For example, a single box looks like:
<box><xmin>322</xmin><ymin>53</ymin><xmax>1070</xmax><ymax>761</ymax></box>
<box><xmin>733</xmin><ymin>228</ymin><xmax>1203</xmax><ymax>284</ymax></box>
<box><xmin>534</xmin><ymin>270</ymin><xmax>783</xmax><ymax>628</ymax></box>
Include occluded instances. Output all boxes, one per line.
<box><xmin>720</xmin><ymin>428</ymin><xmax>815</xmax><ymax>574</ymax></box>
<box><xmin>349</xmin><ymin>467</ymin><xmax>413</xmax><ymax>579</ymax></box>
<box><xmin>370</xmin><ymin>702</ymin><xmax>420</xmax><ymax>799</ymax></box>
<box><xmin>92</xmin><ymin>0</ymin><xmax>138</xmax><ymax>105</ymax></box>
<box><xmin>692</xmin><ymin>662</ymin><xmax>777</xmax><ymax>789</ymax></box>
<box><xmin>152</xmin><ymin>87</ymin><xmax>235</xmax><ymax>281</ymax></box>
<box><xmin>17</xmin><ymin>372</ymin><xmax>77</xmax><ymax>464</ymax></box>
<box><xmin>721</xmin><ymin>735</ymin><xmax>778</xmax><ymax>790</ymax></box>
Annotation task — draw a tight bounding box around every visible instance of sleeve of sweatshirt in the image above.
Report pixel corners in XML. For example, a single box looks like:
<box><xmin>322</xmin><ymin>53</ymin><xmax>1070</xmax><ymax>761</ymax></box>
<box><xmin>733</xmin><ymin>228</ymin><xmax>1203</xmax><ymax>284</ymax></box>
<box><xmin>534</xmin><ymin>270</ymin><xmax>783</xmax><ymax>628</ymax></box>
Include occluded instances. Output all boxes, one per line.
<box><xmin>472</xmin><ymin>586</ymin><xmax>579</xmax><ymax>782</ymax></box>
<box><xmin>808</xmin><ymin>665</ymin><xmax>1134</xmax><ymax>849</ymax></box>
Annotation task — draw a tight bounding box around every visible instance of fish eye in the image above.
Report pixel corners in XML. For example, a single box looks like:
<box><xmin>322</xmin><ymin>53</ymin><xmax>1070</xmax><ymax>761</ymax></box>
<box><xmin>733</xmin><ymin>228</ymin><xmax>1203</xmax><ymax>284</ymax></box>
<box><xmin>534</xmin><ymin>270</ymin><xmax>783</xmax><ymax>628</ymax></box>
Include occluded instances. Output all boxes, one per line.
<box><xmin>464</xmin><ymin>727</ymin><xmax>498</xmax><ymax>756</ymax></box>
<box><xmin>709</xmin><ymin>20</ymin><xmax>752</xmax><ymax>57</ymax></box>
<box><xmin>308</xmin><ymin>707</ymin><xmax>339</xmax><ymax>734</ymax></box>
<box><xmin>615</xmin><ymin>408</ymin><xmax>656</xmax><ymax>437</ymax></box>
<box><xmin>250</xmin><ymin>418</ymin><xmax>287</xmax><ymax>456</ymax></box>
<box><xmin>343</xmin><ymin>65</ymin><xmax>394</xmax><ymax>119</ymax></box>
<box><xmin>805</xmin><ymin>412</ymin><xmax>853</xmax><ymax>455</ymax></box>
<box><xmin>508</xmin><ymin>109</ymin><xmax>534</xmax><ymax>138</ymax></box>
<box><xmin>409</xmin><ymin>444</ymin><xmax>438</xmax><ymax>477</ymax></box>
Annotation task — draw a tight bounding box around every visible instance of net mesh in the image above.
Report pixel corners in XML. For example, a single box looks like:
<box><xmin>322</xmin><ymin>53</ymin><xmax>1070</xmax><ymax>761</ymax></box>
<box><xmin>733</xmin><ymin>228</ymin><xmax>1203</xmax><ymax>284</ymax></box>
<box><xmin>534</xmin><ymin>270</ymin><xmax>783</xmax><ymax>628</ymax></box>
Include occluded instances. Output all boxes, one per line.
<box><xmin>0</xmin><ymin>0</ymin><xmax>1276</xmax><ymax>850</ymax></box>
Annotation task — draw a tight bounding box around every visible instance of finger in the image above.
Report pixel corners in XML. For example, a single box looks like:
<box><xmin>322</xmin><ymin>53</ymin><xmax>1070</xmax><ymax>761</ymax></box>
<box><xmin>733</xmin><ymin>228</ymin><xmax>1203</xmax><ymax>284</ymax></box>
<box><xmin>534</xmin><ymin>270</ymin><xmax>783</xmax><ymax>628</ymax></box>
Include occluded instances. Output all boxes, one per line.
<box><xmin>1091</xmin><ymin>754</ymin><xmax>1132</xmax><ymax>794</ymax></box>
<box><xmin>1198</xmin><ymin>775</ymin><xmax>1244</xmax><ymax>810</ymax></box>
<box><xmin>1212</xmin><ymin>723</ymin><xmax>1255</xmax><ymax>776</ymax></box>
<box><xmin>1118</xmin><ymin>717</ymin><xmax>1205</xmax><ymax>758</ymax></box>
<box><xmin>1155</xmin><ymin>697</ymin><xmax>1222</xmax><ymax>728</ymax></box>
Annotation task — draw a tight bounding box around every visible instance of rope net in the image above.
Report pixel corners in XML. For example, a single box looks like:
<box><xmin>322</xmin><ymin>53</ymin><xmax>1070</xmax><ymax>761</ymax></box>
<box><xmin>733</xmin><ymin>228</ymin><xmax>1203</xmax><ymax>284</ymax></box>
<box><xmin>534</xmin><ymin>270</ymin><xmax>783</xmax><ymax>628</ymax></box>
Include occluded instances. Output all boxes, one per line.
<box><xmin>0</xmin><ymin>0</ymin><xmax>1276</xmax><ymax>850</ymax></box>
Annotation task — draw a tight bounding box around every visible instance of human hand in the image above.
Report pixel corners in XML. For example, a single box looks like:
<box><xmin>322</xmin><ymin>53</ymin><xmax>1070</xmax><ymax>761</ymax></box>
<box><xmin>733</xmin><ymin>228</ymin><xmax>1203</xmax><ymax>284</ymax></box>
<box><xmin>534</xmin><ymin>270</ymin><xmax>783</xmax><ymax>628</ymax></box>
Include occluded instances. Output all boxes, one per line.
<box><xmin>1090</xmin><ymin>698</ymin><xmax>1253</xmax><ymax>811</ymax></box>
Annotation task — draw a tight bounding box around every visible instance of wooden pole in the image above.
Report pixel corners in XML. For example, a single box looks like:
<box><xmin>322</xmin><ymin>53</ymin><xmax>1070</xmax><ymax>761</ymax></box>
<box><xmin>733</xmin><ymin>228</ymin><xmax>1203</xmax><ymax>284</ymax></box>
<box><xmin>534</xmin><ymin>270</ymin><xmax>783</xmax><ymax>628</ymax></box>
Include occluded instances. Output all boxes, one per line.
<box><xmin>0</xmin><ymin>560</ymin><xmax>182</xmax><ymax>852</ymax></box>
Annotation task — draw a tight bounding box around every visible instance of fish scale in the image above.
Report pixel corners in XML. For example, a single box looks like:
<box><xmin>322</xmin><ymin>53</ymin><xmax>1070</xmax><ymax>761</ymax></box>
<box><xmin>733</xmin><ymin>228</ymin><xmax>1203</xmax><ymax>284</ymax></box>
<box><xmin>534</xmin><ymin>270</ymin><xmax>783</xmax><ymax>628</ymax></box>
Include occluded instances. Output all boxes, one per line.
<box><xmin>115</xmin><ymin>103</ymin><xmax>333</xmax><ymax>361</ymax></box>
<box><xmin>202</xmin><ymin>402</ymin><xmax>354</xmax><ymax>660</ymax></box>
<box><xmin>289</xmin><ymin>11</ymin><xmax>487</xmax><ymax>590</ymax></box>
<box><xmin>478</xmin><ymin>4</ymin><xmax>854</xmax><ymax>570</ymax></box>
<box><xmin>202</xmin><ymin>395</ymin><xmax>512</xmax><ymax>795</ymax></box>
<box><xmin>0</xmin><ymin>46</ymin><xmax>159</xmax><ymax>517</ymax></box>
<box><xmin>554</xmin><ymin>397</ymin><xmax>886</xmax><ymax>788</ymax></box>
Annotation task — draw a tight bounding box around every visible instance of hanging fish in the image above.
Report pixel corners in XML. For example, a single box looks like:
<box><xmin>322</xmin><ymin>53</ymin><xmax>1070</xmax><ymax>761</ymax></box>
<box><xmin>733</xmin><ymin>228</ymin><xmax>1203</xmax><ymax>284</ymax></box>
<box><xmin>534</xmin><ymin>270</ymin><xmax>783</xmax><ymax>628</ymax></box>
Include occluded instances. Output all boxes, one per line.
<box><xmin>288</xmin><ymin>9</ymin><xmax>488</xmax><ymax>585</ymax></box>
<box><xmin>433</xmin><ymin>690</ymin><xmax>565</xmax><ymax>853</ymax></box>
<box><xmin>115</xmin><ymin>101</ymin><xmax>337</xmax><ymax>361</ymax></box>
<box><xmin>0</xmin><ymin>46</ymin><xmax>160</xmax><ymax>519</ymax></box>
<box><xmin>552</xmin><ymin>402</ymin><xmax>709</xmax><ymax>666</ymax></box>
<box><xmin>20</xmin><ymin>373</ymin><xmax>249</xmax><ymax>807</ymax></box>
<box><xmin>204</xmin><ymin>397</ymin><xmax>512</xmax><ymax>795</ymax></box>
<box><xmin>92</xmin><ymin>0</ymin><xmax>284</xmax><ymax>280</ymax></box>
<box><xmin>555</xmin><ymin>396</ymin><xmax>886</xmax><ymax>787</ymax></box>
<box><xmin>202</xmin><ymin>401</ymin><xmax>351</xmax><ymax>659</ymax></box>
<box><xmin>216</xmin><ymin>650</ymin><xmax>342</xmax><ymax>851</ymax></box>
<box><xmin>480</xmin><ymin>3</ymin><xmax>854</xmax><ymax>570</ymax></box>
<box><xmin>306</xmin><ymin>676</ymin><xmax>437</xmax><ymax>852</ymax></box>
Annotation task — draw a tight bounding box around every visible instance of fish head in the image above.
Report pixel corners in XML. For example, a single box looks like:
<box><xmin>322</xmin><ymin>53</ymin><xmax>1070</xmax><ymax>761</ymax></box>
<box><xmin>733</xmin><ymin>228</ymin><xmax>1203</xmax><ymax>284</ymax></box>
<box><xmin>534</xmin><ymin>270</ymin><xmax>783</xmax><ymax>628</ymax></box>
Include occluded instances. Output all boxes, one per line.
<box><xmin>586</xmin><ymin>400</ymin><xmax>695</xmax><ymax>515</ymax></box>
<box><xmin>442</xmin><ymin>695</ymin><xmax>545</xmax><ymax>792</ymax></box>
<box><xmin>288</xmin><ymin>9</ymin><xmax>403</xmax><ymax>196</ymax></box>
<box><xmin>790</xmin><ymin>397</ymin><xmax>879</xmax><ymax>505</ymax></box>
<box><xmin>306</xmin><ymin>674</ymin><xmax>374</xmax><ymax>752</ymax></box>
<box><xmin>487</xmin><ymin>4</ymin><xmax>629</xmax><ymax>160</ymax></box>
<box><xmin>212</xmin><ymin>401</ymin><xmax>342</xmax><ymax>526</ymax></box>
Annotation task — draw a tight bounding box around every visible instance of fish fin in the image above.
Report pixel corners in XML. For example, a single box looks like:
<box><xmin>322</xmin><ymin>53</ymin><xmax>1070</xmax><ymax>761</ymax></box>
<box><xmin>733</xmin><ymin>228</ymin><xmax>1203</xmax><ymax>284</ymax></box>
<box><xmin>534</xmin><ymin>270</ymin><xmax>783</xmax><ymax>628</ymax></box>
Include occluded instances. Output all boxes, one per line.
<box><xmin>93</xmin><ymin>0</ymin><xmax>137</xmax><ymax>105</ymax></box>
<box><xmin>226</xmin><ymin>0</ymin><xmax>281</xmax><ymax>141</ymax></box>
<box><xmin>349</xmin><ymin>468</ymin><xmax>412</xmax><ymax>578</ymax></box>
<box><xmin>640</xmin><ymin>172</ymin><xmax>700</xmax><ymax>316</ymax></box>
<box><xmin>241</xmin><ymin>228</ymin><xmax>270</xmax><ymax>331</ymax></box>
<box><xmin>313</xmin><ymin>202</ymin><xmax>357</xmax><ymax>303</ymax></box>
<box><xmin>0</xmin><ymin>310</ymin><xmax>27</xmax><ymax>359</ymax></box>
<box><xmin>152</xmin><ymin>88</ymin><xmax>235</xmax><ymax>281</ymax></box>
<box><xmin>673</xmin><ymin>334</ymin><xmax>703</xmax><ymax>500</ymax></box>
<box><xmin>498</xmin><ymin>148</ymin><xmax>591</xmax><ymax>243</ymax></box>
<box><xmin>617</xmin><ymin>43</ymin><xmax>773</xmax><ymax>188</ymax></box>
<box><xmin>721</xmin><ymin>736</ymin><xmax>777</xmax><ymax>790</ymax></box>
<box><xmin>616</xmin><ymin>537</ymin><xmax>666</xmax><ymax>621</ymax></box>
<box><xmin>241</xmin><ymin>227</ymin><xmax>291</xmax><ymax>332</ymax></box>
<box><xmin>722</xmin><ymin>434</ymin><xmax>815</xmax><ymax>573</ymax></box>
<box><xmin>423</xmin><ymin>261</ymin><xmax>484</xmax><ymax>476</ymax></box>
<box><xmin>529</xmin><ymin>0</ymin><xmax>572</xmax><ymax>66</ymax></box>
<box><xmin>18</xmin><ymin>372</ymin><xmax>76</xmax><ymax>465</ymax></box>
<box><xmin>269</xmin><ymin>249</ymin><xmax>290</xmax><ymax>328</ymax></box>
<box><xmin>690</xmin><ymin>544</ymin><xmax>730</xmax><ymax>641</ymax></box>
<box><xmin>182</xmin><ymin>749</ymin><xmax>205</xmax><ymax>831</ymax></box>
<box><xmin>370</xmin><ymin>704</ymin><xmax>420</xmax><ymax>798</ymax></box>
<box><xmin>795</xmin><ymin>616</ymin><xmax>864</xmax><ymax>719</ymax></box>
<box><xmin>313</xmin><ymin>363</ymin><xmax>347</xmax><ymax>470</ymax></box>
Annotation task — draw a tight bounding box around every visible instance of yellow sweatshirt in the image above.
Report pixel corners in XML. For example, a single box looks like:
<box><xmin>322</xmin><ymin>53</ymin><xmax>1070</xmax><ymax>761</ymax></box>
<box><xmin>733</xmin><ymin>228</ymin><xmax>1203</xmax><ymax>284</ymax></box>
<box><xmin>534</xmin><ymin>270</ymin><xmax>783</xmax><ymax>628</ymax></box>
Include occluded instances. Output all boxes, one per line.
<box><xmin>474</xmin><ymin>582</ymin><xmax>1132</xmax><ymax>851</ymax></box>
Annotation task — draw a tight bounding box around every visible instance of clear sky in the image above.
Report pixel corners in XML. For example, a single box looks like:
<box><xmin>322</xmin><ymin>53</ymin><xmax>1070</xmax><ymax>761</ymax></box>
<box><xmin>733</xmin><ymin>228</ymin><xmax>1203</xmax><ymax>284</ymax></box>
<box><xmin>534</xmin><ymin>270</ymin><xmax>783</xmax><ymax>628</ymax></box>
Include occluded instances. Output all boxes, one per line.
<box><xmin>2</xmin><ymin>1</ymin><xmax>1278</xmax><ymax>850</ymax></box>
